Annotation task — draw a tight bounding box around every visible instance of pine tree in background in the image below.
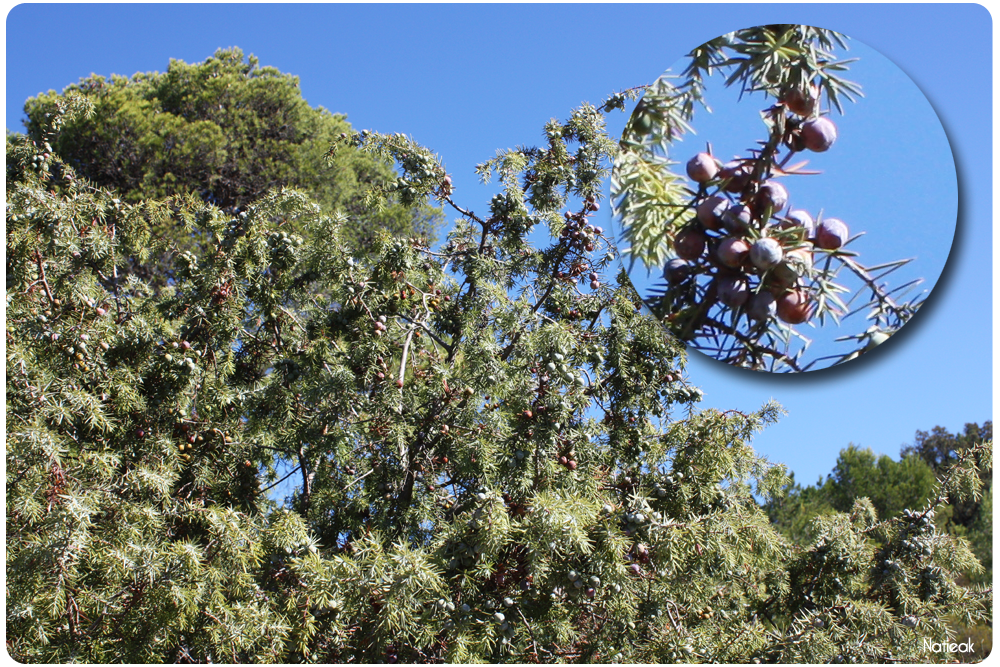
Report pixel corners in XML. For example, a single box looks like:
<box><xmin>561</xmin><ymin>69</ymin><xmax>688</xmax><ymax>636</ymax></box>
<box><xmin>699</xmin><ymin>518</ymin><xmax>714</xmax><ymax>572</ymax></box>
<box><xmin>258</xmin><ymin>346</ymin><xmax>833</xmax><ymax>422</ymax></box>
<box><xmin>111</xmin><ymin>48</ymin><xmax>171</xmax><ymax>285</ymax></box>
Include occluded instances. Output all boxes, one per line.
<box><xmin>765</xmin><ymin>447</ymin><xmax>939</xmax><ymax>546</ymax></box>
<box><xmin>6</xmin><ymin>42</ymin><xmax>991</xmax><ymax>663</ymax></box>
<box><xmin>18</xmin><ymin>47</ymin><xmax>443</xmax><ymax>285</ymax></box>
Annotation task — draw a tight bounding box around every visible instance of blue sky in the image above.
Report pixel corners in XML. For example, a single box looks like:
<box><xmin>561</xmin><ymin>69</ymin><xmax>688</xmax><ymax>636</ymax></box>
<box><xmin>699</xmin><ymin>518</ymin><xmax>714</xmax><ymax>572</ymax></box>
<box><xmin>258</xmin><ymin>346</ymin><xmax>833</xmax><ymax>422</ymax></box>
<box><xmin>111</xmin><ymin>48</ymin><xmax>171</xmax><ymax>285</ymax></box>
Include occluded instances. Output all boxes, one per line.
<box><xmin>5</xmin><ymin>4</ymin><xmax>992</xmax><ymax>490</ymax></box>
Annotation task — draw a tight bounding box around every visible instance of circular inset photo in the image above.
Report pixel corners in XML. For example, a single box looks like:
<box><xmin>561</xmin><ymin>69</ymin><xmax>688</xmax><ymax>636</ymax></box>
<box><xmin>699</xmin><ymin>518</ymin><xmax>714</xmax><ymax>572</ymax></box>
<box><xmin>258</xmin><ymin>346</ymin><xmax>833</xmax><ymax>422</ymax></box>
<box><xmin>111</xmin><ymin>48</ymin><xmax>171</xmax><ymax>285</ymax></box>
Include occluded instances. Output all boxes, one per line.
<box><xmin>611</xmin><ymin>24</ymin><xmax>957</xmax><ymax>372</ymax></box>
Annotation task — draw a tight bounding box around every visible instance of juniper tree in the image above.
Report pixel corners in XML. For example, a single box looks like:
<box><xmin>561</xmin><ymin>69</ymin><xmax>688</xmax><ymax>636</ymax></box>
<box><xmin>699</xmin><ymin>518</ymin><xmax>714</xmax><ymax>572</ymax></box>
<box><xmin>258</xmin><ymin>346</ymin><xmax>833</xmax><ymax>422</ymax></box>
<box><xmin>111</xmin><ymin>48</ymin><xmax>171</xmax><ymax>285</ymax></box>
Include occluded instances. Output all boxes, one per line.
<box><xmin>903</xmin><ymin>422</ymin><xmax>993</xmax><ymax>523</ymax></box>
<box><xmin>963</xmin><ymin>486</ymin><xmax>993</xmax><ymax>588</ymax></box>
<box><xmin>6</xmin><ymin>63</ymin><xmax>990</xmax><ymax>663</ymax></box>
<box><xmin>612</xmin><ymin>25</ymin><xmax>926</xmax><ymax>372</ymax></box>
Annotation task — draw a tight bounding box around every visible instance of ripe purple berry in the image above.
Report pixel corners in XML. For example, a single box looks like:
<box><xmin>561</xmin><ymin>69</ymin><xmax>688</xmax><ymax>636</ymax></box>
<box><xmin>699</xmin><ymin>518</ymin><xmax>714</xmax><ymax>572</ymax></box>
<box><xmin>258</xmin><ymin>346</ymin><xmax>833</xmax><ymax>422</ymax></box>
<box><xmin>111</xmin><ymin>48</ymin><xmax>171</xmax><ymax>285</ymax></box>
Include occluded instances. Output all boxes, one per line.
<box><xmin>801</xmin><ymin>117</ymin><xmax>838</xmax><ymax>152</ymax></box>
<box><xmin>749</xmin><ymin>238</ymin><xmax>784</xmax><ymax>271</ymax></box>
<box><xmin>717</xmin><ymin>276</ymin><xmax>750</xmax><ymax>308</ymax></box>
<box><xmin>783</xmin><ymin>83</ymin><xmax>820</xmax><ymax>117</ymax></box>
<box><xmin>756</xmin><ymin>181</ymin><xmax>788</xmax><ymax>213</ymax></box>
<box><xmin>696</xmin><ymin>195</ymin><xmax>728</xmax><ymax>231</ymax></box>
<box><xmin>722</xmin><ymin>204</ymin><xmax>753</xmax><ymax>235</ymax></box>
<box><xmin>815</xmin><ymin>218</ymin><xmax>849</xmax><ymax>250</ymax></box>
<box><xmin>717</xmin><ymin>237</ymin><xmax>750</xmax><ymax>269</ymax></box>
<box><xmin>674</xmin><ymin>228</ymin><xmax>706</xmax><ymax>261</ymax></box>
<box><xmin>781</xmin><ymin>210</ymin><xmax>815</xmax><ymax>237</ymax></box>
<box><xmin>719</xmin><ymin>161</ymin><xmax>751</xmax><ymax>193</ymax></box>
<box><xmin>746</xmin><ymin>291</ymin><xmax>777</xmax><ymax>321</ymax></box>
<box><xmin>776</xmin><ymin>289</ymin><xmax>814</xmax><ymax>324</ymax></box>
<box><xmin>686</xmin><ymin>152</ymin><xmax>719</xmax><ymax>183</ymax></box>
<box><xmin>663</xmin><ymin>258</ymin><xmax>692</xmax><ymax>284</ymax></box>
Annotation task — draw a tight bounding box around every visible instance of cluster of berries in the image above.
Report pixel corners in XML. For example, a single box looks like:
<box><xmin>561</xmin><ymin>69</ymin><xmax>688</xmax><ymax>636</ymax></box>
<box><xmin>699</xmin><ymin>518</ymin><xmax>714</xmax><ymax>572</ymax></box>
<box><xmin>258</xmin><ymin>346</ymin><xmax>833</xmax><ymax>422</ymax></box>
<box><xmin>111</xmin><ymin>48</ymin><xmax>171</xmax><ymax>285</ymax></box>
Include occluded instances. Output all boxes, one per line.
<box><xmin>558</xmin><ymin>196</ymin><xmax>603</xmax><ymax>253</ymax></box>
<box><xmin>664</xmin><ymin>85</ymin><xmax>849</xmax><ymax>326</ymax></box>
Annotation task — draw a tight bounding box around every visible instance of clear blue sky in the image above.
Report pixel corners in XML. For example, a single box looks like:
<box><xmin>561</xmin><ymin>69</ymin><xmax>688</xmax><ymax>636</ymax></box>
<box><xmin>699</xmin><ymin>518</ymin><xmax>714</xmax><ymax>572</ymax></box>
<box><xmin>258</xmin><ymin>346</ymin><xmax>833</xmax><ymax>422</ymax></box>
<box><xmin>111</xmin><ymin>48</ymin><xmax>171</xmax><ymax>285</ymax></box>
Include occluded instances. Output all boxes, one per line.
<box><xmin>5</xmin><ymin>4</ymin><xmax>993</xmax><ymax>490</ymax></box>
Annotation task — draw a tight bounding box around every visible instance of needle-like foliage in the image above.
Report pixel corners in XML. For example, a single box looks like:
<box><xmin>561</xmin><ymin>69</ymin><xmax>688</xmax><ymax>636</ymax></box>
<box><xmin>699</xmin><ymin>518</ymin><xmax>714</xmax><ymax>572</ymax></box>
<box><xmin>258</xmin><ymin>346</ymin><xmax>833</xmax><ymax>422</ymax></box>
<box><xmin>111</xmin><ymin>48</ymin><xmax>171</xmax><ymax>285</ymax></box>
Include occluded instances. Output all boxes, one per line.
<box><xmin>6</xmin><ymin>55</ymin><xmax>988</xmax><ymax>663</ymax></box>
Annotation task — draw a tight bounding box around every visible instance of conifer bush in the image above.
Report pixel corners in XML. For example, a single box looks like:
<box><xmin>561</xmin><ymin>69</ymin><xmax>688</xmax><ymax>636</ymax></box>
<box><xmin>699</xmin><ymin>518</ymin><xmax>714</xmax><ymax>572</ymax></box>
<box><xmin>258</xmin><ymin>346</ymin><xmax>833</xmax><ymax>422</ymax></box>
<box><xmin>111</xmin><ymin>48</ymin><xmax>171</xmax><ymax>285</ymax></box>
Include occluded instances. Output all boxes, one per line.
<box><xmin>6</xmin><ymin>52</ymin><xmax>990</xmax><ymax>663</ymax></box>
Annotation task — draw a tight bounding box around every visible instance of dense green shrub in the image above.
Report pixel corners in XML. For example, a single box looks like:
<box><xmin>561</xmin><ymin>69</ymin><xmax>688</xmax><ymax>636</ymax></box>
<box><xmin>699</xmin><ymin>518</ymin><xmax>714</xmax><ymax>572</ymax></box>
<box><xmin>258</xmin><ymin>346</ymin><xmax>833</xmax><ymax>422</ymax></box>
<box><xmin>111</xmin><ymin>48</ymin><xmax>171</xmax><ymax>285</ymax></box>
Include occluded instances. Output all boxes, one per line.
<box><xmin>6</xmin><ymin>39</ymin><xmax>990</xmax><ymax>663</ymax></box>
